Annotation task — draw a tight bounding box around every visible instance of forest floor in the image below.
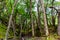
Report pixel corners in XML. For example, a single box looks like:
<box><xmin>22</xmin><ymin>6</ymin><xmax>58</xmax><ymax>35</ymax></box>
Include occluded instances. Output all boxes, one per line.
<box><xmin>0</xmin><ymin>35</ymin><xmax>59</xmax><ymax>40</ymax></box>
<box><xmin>23</xmin><ymin>35</ymin><xmax>58</xmax><ymax>40</ymax></box>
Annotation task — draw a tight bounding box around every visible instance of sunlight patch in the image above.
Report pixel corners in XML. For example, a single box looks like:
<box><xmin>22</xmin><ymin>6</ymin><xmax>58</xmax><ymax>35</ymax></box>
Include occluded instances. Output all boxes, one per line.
<box><xmin>56</xmin><ymin>0</ymin><xmax>60</xmax><ymax>1</ymax></box>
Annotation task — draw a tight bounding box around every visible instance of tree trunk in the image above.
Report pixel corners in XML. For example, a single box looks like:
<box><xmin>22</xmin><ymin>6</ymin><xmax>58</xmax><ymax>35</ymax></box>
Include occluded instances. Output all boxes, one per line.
<box><xmin>57</xmin><ymin>11</ymin><xmax>60</xmax><ymax>40</ymax></box>
<box><xmin>39</xmin><ymin>0</ymin><xmax>49</xmax><ymax>36</ymax></box>
<box><xmin>19</xmin><ymin>15</ymin><xmax>22</xmax><ymax>40</ymax></box>
<box><xmin>51</xmin><ymin>0</ymin><xmax>55</xmax><ymax>27</ymax></box>
<box><xmin>37</xmin><ymin>0</ymin><xmax>41</xmax><ymax>36</ymax></box>
<box><xmin>11</xmin><ymin>21</ymin><xmax>16</xmax><ymax>40</ymax></box>
<box><xmin>4</xmin><ymin>0</ymin><xmax>18</xmax><ymax>40</ymax></box>
<box><xmin>30</xmin><ymin>0</ymin><xmax>35</xmax><ymax>37</ymax></box>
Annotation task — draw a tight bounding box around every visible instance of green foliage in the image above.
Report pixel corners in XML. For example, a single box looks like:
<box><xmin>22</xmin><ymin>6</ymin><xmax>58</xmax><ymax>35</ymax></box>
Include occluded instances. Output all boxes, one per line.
<box><xmin>0</xmin><ymin>0</ymin><xmax>60</xmax><ymax>39</ymax></box>
<box><xmin>0</xmin><ymin>23</ymin><xmax>6</xmax><ymax>38</ymax></box>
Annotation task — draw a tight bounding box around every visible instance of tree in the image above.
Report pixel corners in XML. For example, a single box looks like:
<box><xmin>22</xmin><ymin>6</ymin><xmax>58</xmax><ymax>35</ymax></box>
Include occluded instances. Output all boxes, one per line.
<box><xmin>57</xmin><ymin>9</ymin><xmax>60</xmax><ymax>40</ymax></box>
<box><xmin>4</xmin><ymin>0</ymin><xmax>18</xmax><ymax>40</ymax></box>
<box><xmin>37</xmin><ymin>0</ymin><xmax>41</xmax><ymax>35</ymax></box>
<box><xmin>19</xmin><ymin>15</ymin><xmax>22</xmax><ymax>40</ymax></box>
<box><xmin>51</xmin><ymin>0</ymin><xmax>55</xmax><ymax>27</ymax></box>
<box><xmin>30</xmin><ymin>0</ymin><xmax>35</xmax><ymax>37</ymax></box>
<box><xmin>11</xmin><ymin>21</ymin><xmax>16</xmax><ymax>40</ymax></box>
<box><xmin>39</xmin><ymin>0</ymin><xmax>49</xmax><ymax>36</ymax></box>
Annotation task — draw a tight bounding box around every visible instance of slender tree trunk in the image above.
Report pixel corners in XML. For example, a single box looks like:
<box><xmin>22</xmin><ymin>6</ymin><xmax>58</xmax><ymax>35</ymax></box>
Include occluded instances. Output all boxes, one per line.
<box><xmin>11</xmin><ymin>21</ymin><xmax>16</xmax><ymax>40</ymax></box>
<box><xmin>30</xmin><ymin>0</ymin><xmax>35</xmax><ymax>37</ymax></box>
<box><xmin>19</xmin><ymin>15</ymin><xmax>22</xmax><ymax>40</ymax></box>
<box><xmin>37</xmin><ymin>0</ymin><xmax>41</xmax><ymax>36</ymax></box>
<box><xmin>45</xmin><ymin>0</ymin><xmax>50</xmax><ymax>26</ymax></box>
<box><xmin>57</xmin><ymin>10</ymin><xmax>60</xmax><ymax>40</ymax></box>
<box><xmin>51</xmin><ymin>0</ymin><xmax>55</xmax><ymax>27</ymax></box>
<box><xmin>4</xmin><ymin>0</ymin><xmax>18</xmax><ymax>40</ymax></box>
<box><xmin>39</xmin><ymin>0</ymin><xmax>49</xmax><ymax>36</ymax></box>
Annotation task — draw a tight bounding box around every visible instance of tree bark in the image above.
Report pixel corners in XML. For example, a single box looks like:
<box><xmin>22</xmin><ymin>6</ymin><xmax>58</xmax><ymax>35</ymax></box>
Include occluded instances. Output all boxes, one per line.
<box><xmin>57</xmin><ymin>11</ymin><xmax>60</xmax><ymax>40</ymax></box>
<box><xmin>4</xmin><ymin>0</ymin><xmax>18</xmax><ymax>40</ymax></box>
<box><xmin>37</xmin><ymin>0</ymin><xmax>41</xmax><ymax>35</ymax></box>
<box><xmin>11</xmin><ymin>21</ymin><xmax>16</xmax><ymax>40</ymax></box>
<box><xmin>58</xmin><ymin>10</ymin><xmax>60</xmax><ymax>36</ymax></box>
<box><xmin>19</xmin><ymin>15</ymin><xmax>22</xmax><ymax>40</ymax></box>
<box><xmin>51</xmin><ymin>0</ymin><xmax>55</xmax><ymax>27</ymax></box>
<box><xmin>39</xmin><ymin>0</ymin><xmax>49</xmax><ymax>36</ymax></box>
<box><xmin>30</xmin><ymin>0</ymin><xmax>35</xmax><ymax>37</ymax></box>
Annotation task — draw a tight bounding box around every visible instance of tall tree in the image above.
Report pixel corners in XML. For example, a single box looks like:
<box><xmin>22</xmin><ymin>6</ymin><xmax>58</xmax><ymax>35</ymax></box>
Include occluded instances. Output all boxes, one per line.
<box><xmin>57</xmin><ymin>9</ymin><xmax>60</xmax><ymax>39</ymax></box>
<box><xmin>39</xmin><ymin>0</ymin><xmax>49</xmax><ymax>36</ymax></box>
<box><xmin>30</xmin><ymin>0</ymin><xmax>35</xmax><ymax>37</ymax></box>
<box><xmin>4</xmin><ymin>0</ymin><xmax>18</xmax><ymax>40</ymax></box>
<box><xmin>37</xmin><ymin>0</ymin><xmax>41</xmax><ymax>35</ymax></box>
<box><xmin>51</xmin><ymin>0</ymin><xmax>55</xmax><ymax>26</ymax></box>
<box><xmin>19</xmin><ymin>15</ymin><xmax>22</xmax><ymax>40</ymax></box>
<box><xmin>11</xmin><ymin>21</ymin><xmax>16</xmax><ymax>40</ymax></box>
